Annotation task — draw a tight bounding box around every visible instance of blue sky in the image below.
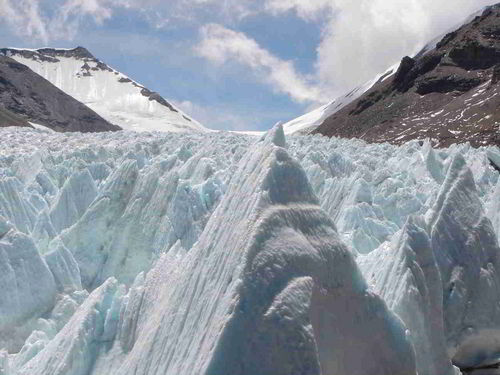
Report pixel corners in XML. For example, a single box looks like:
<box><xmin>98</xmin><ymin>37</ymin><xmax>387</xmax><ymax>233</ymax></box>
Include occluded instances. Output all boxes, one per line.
<box><xmin>0</xmin><ymin>0</ymin><xmax>497</xmax><ymax>130</ymax></box>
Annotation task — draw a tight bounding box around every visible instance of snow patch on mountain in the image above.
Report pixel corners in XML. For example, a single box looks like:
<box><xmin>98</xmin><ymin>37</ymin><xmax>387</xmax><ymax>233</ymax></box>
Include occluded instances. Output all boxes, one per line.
<box><xmin>282</xmin><ymin>63</ymin><xmax>400</xmax><ymax>134</ymax></box>
<box><xmin>1</xmin><ymin>48</ymin><xmax>207</xmax><ymax>133</ymax></box>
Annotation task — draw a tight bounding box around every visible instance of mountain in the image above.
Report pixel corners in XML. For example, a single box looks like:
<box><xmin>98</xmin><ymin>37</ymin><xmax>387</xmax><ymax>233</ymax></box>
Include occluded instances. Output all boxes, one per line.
<box><xmin>0</xmin><ymin>55</ymin><xmax>119</xmax><ymax>132</ymax></box>
<box><xmin>1</xmin><ymin>47</ymin><xmax>207</xmax><ymax>133</ymax></box>
<box><xmin>287</xmin><ymin>4</ymin><xmax>500</xmax><ymax>147</ymax></box>
<box><xmin>282</xmin><ymin>63</ymin><xmax>399</xmax><ymax>135</ymax></box>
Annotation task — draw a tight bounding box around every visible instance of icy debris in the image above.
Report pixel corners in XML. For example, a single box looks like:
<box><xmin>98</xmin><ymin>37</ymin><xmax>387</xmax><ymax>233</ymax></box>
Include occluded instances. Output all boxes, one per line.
<box><xmin>10</xmin><ymin>290</ymin><xmax>88</xmax><ymax>370</ymax></box>
<box><xmin>0</xmin><ymin>126</ymin><xmax>498</xmax><ymax>374</ymax></box>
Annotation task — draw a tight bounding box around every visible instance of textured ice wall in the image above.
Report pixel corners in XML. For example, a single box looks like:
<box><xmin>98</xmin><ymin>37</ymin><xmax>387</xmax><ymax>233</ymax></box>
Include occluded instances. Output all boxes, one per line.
<box><xmin>427</xmin><ymin>154</ymin><xmax>500</xmax><ymax>368</ymax></box>
<box><xmin>11</xmin><ymin>125</ymin><xmax>416</xmax><ymax>375</ymax></box>
<box><xmin>0</xmin><ymin>126</ymin><xmax>499</xmax><ymax>374</ymax></box>
<box><xmin>0</xmin><ymin>216</ymin><xmax>56</xmax><ymax>352</ymax></box>
<box><xmin>358</xmin><ymin>216</ymin><xmax>457</xmax><ymax>375</ymax></box>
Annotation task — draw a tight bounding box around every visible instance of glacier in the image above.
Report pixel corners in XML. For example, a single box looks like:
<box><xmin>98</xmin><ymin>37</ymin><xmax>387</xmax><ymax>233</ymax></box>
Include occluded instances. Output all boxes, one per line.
<box><xmin>0</xmin><ymin>125</ymin><xmax>499</xmax><ymax>374</ymax></box>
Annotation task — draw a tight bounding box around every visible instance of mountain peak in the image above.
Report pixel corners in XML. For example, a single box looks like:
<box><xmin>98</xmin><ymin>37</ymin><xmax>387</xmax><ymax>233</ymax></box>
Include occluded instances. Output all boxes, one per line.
<box><xmin>2</xmin><ymin>46</ymin><xmax>207</xmax><ymax>133</ymax></box>
<box><xmin>0</xmin><ymin>54</ymin><xmax>119</xmax><ymax>132</ymax></box>
<box><xmin>0</xmin><ymin>46</ymin><xmax>96</xmax><ymax>63</ymax></box>
<box><xmin>36</xmin><ymin>46</ymin><xmax>95</xmax><ymax>59</ymax></box>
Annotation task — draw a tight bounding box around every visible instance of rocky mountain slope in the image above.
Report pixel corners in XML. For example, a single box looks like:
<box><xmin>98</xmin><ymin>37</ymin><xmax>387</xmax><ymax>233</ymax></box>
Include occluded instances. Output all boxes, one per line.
<box><xmin>282</xmin><ymin>63</ymin><xmax>399</xmax><ymax>135</ymax></box>
<box><xmin>0</xmin><ymin>106</ymin><xmax>30</xmax><ymax>128</ymax></box>
<box><xmin>0</xmin><ymin>55</ymin><xmax>119</xmax><ymax>132</ymax></box>
<box><xmin>305</xmin><ymin>4</ymin><xmax>500</xmax><ymax>147</ymax></box>
<box><xmin>1</xmin><ymin>47</ymin><xmax>206</xmax><ymax>133</ymax></box>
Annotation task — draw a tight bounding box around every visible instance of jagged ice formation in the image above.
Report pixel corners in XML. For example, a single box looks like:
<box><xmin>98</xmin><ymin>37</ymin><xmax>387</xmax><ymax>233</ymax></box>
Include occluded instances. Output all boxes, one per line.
<box><xmin>0</xmin><ymin>125</ymin><xmax>499</xmax><ymax>374</ymax></box>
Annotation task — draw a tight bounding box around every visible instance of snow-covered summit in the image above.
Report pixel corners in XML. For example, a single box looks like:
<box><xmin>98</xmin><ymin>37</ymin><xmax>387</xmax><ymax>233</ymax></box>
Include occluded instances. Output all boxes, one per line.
<box><xmin>1</xmin><ymin>47</ymin><xmax>207</xmax><ymax>133</ymax></box>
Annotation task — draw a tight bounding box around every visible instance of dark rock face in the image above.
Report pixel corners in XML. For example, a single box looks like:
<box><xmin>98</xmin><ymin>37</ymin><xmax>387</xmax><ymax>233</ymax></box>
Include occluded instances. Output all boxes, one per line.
<box><xmin>314</xmin><ymin>4</ymin><xmax>500</xmax><ymax>148</ymax></box>
<box><xmin>0</xmin><ymin>55</ymin><xmax>120</xmax><ymax>132</ymax></box>
<box><xmin>140</xmin><ymin>88</ymin><xmax>178</xmax><ymax>112</ymax></box>
<box><xmin>449</xmin><ymin>41</ymin><xmax>500</xmax><ymax>70</ymax></box>
<box><xmin>393</xmin><ymin>56</ymin><xmax>416</xmax><ymax>86</ymax></box>
<box><xmin>415</xmin><ymin>74</ymin><xmax>483</xmax><ymax>95</ymax></box>
<box><xmin>0</xmin><ymin>47</ymin><xmax>114</xmax><ymax>76</ymax></box>
<box><xmin>0</xmin><ymin>106</ymin><xmax>31</xmax><ymax>128</ymax></box>
<box><xmin>492</xmin><ymin>64</ymin><xmax>500</xmax><ymax>84</ymax></box>
<box><xmin>393</xmin><ymin>53</ymin><xmax>444</xmax><ymax>93</ymax></box>
<box><xmin>0</xmin><ymin>47</ymin><xmax>95</xmax><ymax>63</ymax></box>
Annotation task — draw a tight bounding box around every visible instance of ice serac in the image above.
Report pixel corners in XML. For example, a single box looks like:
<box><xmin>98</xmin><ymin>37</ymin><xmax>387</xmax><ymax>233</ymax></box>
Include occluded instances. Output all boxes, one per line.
<box><xmin>49</xmin><ymin>168</ymin><xmax>97</xmax><ymax>233</ymax></box>
<box><xmin>57</xmin><ymin>159</ymin><xmax>139</xmax><ymax>288</ymax></box>
<box><xmin>488</xmin><ymin>181</ymin><xmax>500</xmax><ymax>237</ymax></box>
<box><xmin>0</xmin><ymin>216</ymin><xmax>56</xmax><ymax>351</ymax></box>
<box><xmin>44</xmin><ymin>239</ymin><xmax>82</xmax><ymax>293</ymax></box>
<box><xmin>486</xmin><ymin>155</ymin><xmax>500</xmax><ymax>236</ymax></box>
<box><xmin>427</xmin><ymin>154</ymin><xmax>500</xmax><ymax>369</ymax></box>
<box><xmin>19</xmin><ymin>278</ymin><xmax>122</xmax><ymax>375</ymax></box>
<box><xmin>0</xmin><ymin>177</ymin><xmax>37</xmax><ymax>234</ymax></box>
<box><xmin>54</xmin><ymin>147</ymin><xmax>221</xmax><ymax>289</ymax></box>
<box><xmin>88</xmin><ymin>124</ymin><xmax>416</xmax><ymax>375</ymax></box>
<box><xmin>358</xmin><ymin>216</ymin><xmax>456</xmax><ymax>375</ymax></box>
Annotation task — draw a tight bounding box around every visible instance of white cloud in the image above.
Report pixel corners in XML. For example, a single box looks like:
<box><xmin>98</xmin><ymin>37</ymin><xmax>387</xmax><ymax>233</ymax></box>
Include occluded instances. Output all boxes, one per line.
<box><xmin>264</xmin><ymin>0</ymin><xmax>332</xmax><ymax>20</ymax></box>
<box><xmin>0</xmin><ymin>0</ymin><xmax>49</xmax><ymax>43</ymax></box>
<box><xmin>0</xmin><ymin>0</ymin><xmax>260</xmax><ymax>42</ymax></box>
<box><xmin>2</xmin><ymin>0</ymin><xmax>498</xmax><ymax>106</ymax></box>
<box><xmin>59</xmin><ymin>0</ymin><xmax>112</xmax><ymax>24</ymax></box>
<box><xmin>0</xmin><ymin>0</ymin><xmax>115</xmax><ymax>42</ymax></box>
<box><xmin>49</xmin><ymin>0</ymin><xmax>113</xmax><ymax>40</ymax></box>
<box><xmin>173</xmin><ymin>99</ymin><xmax>263</xmax><ymax>131</ymax></box>
<box><xmin>195</xmin><ymin>23</ymin><xmax>324</xmax><ymax>104</ymax></box>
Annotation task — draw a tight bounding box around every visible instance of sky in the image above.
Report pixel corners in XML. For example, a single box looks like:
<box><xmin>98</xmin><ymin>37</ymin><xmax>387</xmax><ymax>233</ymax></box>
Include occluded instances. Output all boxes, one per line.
<box><xmin>0</xmin><ymin>0</ymin><xmax>498</xmax><ymax>131</ymax></box>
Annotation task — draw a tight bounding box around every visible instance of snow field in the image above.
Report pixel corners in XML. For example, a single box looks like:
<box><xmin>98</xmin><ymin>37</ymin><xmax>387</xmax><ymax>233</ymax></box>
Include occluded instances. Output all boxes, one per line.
<box><xmin>4</xmin><ymin>49</ymin><xmax>206</xmax><ymax>133</ymax></box>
